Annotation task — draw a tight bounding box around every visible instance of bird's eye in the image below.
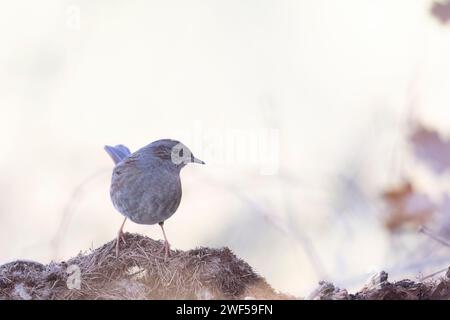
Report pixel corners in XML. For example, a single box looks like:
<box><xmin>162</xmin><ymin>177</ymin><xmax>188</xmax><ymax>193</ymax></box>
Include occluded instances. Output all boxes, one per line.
<box><xmin>179</xmin><ymin>149</ymin><xmax>183</xmax><ymax>157</ymax></box>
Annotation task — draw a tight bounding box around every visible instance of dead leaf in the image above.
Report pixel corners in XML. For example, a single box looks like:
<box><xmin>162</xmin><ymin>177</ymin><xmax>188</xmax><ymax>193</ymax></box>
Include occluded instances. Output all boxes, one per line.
<box><xmin>410</xmin><ymin>125</ymin><xmax>450</xmax><ymax>174</ymax></box>
<box><xmin>382</xmin><ymin>181</ymin><xmax>435</xmax><ymax>232</ymax></box>
<box><xmin>431</xmin><ymin>1</ymin><xmax>450</xmax><ymax>24</ymax></box>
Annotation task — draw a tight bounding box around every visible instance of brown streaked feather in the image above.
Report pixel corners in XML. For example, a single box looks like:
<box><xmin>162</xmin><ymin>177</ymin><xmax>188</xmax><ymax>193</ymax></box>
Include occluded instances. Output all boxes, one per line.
<box><xmin>152</xmin><ymin>145</ymin><xmax>172</xmax><ymax>160</ymax></box>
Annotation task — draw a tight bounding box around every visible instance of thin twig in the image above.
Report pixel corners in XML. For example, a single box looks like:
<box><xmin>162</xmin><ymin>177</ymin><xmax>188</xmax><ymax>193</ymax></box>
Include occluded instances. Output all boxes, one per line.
<box><xmin>420</xmin><ymin>267</ymin><xmax>448</xmax><ymax>281</ymax></box>
<box><xmin>419</xmin><ymin>226</ymin><xmax>450</xmax><ymax>247</ymax></box>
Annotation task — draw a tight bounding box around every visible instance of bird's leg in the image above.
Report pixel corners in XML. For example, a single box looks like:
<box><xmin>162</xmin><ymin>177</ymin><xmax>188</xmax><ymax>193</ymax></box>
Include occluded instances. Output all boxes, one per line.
<box><xmin>116</xmin><ymin>217</ymin><xmax>127</xmax><ymax>257</ymax></box>
<box><xmin>158</xmin><ymin>221</ymin><xmax>171</xmax><ymax>258</ymax></box>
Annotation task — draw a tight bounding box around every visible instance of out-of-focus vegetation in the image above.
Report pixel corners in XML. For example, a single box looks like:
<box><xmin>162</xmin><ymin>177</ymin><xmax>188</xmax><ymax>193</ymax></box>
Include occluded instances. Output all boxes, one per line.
<box><xmin>1</xmin><ymin>1</ymin><xmax>450</xmax><ymax>297</ymax></box>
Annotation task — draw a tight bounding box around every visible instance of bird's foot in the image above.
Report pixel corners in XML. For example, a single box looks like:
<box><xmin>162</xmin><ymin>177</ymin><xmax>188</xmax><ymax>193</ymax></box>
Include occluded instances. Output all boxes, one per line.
<box><xmin>119</xmin><ymin>231</ymin><xmax>126</xmax><ymax>244</ymax></box>
<box><xmin>157</xmin><ymin>240</ymin><xmax>171</xmax><ymax>259</ymax></box>
<box><xmin>115</xmin><ymin>239</ymin><xmax>120</xmax><ymax>258</ymax></box>
<box><xmin>115</xmin><ymin>231</ymin><xmax>126</xmax><ymax>258</ymax></box>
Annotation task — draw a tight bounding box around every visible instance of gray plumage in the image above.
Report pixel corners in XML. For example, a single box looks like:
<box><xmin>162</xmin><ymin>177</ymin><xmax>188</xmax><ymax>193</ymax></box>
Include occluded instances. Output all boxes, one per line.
<box><xmin>106</xmin><ymin>139</ymin><xmax>204</xmax><ymax>226</ymax></box>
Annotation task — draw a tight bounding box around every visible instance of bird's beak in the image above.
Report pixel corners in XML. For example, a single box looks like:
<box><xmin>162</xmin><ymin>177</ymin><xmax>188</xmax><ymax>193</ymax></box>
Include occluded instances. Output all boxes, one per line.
<box><xmin>191</xmin><ymin>155</ymin><xmax>205</xmax><ymax>164</ymax></box>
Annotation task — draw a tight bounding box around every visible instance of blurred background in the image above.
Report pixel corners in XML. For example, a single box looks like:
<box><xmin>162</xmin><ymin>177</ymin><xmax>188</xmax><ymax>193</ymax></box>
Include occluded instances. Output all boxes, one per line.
<box><xmin>2</xmin><ymin>0</ymin><xmax>450</xmax><ymax>297</ymax></box>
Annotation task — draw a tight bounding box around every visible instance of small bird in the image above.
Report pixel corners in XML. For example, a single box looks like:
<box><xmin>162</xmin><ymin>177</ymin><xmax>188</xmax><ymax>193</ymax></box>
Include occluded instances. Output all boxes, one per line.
<box><xmin>104</xmin><ymin>139</ymin><xmax>205</xmax><ymax>258</ymax></box>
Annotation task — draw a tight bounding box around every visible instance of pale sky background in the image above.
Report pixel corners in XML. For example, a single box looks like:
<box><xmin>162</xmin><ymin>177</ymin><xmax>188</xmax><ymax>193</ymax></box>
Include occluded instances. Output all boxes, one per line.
<box><xmin>1</xmin><ymin>0</ymin><xmax>450</xmax><ymax>296</ymax></box>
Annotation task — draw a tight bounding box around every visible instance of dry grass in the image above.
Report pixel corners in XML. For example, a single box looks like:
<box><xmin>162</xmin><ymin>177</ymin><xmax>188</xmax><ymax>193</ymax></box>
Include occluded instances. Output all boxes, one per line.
<box><xmin>307</xmin><ymin>270</ymin><xmax>450</xmax><ymax>300</ymax></box>
<box><xmin>0</xmin><ymin>233</ymin><xmax>286</xmax><ymax>300</ymax></box>
<box><xmin>3</xmin><ymin>233</ymin><xmax>450</xmax><ymax>300</ymax></box>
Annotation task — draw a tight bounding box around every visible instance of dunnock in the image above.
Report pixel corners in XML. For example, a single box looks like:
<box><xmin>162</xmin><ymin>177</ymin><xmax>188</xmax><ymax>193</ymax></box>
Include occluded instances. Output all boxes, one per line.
<box><xmin>104</xmin><ymin>139</ymin><xmax>205</xmax><ymax>257</ymax></box>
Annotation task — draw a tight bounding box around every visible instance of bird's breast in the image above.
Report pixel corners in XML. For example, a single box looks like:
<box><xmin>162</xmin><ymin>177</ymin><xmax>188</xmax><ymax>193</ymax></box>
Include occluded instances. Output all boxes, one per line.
<box><xmin>110</xmin><ymin>166</ymin><xmax>182</xmax><ymax>225</ymax></box>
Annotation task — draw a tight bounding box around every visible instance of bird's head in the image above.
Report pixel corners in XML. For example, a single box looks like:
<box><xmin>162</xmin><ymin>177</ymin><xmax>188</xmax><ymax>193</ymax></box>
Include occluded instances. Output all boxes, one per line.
<box><xmin>148</xmin><ymin>139</ymin><xmax>205</xmax><ymax>169</ymax></box>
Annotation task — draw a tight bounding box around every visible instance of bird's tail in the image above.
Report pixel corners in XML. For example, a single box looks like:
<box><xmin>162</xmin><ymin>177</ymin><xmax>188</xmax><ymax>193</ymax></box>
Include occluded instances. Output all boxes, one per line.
<box><xmin>104</xmin><ymin>144</ymin><xmax>131</xmax><ymax>164</ymax></box>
